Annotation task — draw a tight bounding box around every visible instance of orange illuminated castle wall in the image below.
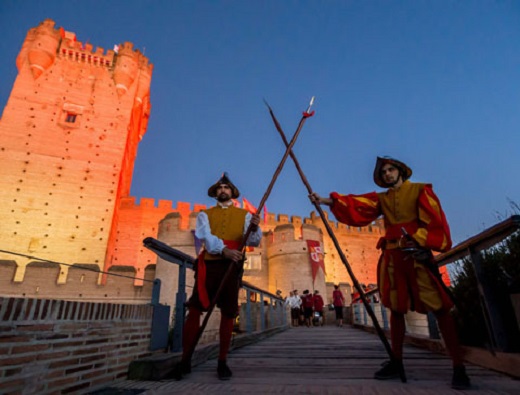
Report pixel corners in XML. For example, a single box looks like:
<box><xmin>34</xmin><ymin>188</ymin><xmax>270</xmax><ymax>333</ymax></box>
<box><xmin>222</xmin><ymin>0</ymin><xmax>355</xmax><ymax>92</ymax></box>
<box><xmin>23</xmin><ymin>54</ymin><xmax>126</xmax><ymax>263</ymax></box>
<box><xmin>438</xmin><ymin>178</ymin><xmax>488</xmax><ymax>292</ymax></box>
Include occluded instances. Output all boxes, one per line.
<box><xmin>0</xmin><ymin>20</ymin><xmax>449</xmax><ymax>300</ymax></box>
<box><xmin>0</xmin><ymin>19</ymin><xmax>155</xmax><ymax>284</ymax></box>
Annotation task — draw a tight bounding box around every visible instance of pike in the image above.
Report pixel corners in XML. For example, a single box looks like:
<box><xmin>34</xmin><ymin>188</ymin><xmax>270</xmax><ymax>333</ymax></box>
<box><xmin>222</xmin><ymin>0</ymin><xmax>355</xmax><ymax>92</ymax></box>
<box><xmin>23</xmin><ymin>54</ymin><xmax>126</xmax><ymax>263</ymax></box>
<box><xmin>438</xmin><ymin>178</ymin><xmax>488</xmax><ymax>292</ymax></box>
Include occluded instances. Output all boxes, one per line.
<box><xmin>178</xmin><ymin>98</ymin><xmax>316</xmax><ymax>374</ymax></box>
<box><xmin>264</xmin><ymin>101</ymin><xmax>407</xmax><ymax>383</ymax></box>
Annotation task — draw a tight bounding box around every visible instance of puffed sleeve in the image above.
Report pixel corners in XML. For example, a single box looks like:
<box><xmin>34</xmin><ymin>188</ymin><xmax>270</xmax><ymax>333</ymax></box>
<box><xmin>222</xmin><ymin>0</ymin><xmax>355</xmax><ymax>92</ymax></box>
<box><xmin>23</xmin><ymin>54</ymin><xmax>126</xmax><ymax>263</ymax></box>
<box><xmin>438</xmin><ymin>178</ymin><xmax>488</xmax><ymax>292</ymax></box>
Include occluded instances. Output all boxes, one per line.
<box><xmin>329</xmin><ymin>191</ymin><xmax>381</xmax><ymax>226</ymax></box>
<box><xmin>244</xmin><ymin>212</ymin><xmax>262</xmax><ymax>247</ymax></box>
<box><xmin>414</xmin><ymin>184</ymin><xmax>452</xmax><ymax>252</ymax></box>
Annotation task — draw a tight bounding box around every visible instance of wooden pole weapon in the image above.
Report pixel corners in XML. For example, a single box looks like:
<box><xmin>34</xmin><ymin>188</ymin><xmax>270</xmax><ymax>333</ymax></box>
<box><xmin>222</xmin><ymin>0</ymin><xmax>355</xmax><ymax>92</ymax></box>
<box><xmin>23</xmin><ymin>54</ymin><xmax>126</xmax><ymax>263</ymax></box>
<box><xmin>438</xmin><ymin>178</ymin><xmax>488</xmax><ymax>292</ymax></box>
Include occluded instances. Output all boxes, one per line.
<box><xmin>264</xmin><ymin>101</ymin><xmax>406</xmax><ymax>383</ymax></box>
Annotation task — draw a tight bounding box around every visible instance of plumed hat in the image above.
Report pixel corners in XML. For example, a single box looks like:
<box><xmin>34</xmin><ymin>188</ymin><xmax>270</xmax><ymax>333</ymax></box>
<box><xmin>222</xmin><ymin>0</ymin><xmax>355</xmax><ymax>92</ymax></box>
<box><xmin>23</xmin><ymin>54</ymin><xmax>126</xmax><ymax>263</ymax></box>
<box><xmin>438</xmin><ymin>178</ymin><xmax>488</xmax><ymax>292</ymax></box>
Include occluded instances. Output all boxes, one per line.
<box><xmin>373</xmin><ymin>156</ymin><xmax>412</xmax><ymax>188</ymax></box>
<box><xmin>207</xmin><ymin>172</ymin><xmax>240</xmax><ymax>199</ymax></box>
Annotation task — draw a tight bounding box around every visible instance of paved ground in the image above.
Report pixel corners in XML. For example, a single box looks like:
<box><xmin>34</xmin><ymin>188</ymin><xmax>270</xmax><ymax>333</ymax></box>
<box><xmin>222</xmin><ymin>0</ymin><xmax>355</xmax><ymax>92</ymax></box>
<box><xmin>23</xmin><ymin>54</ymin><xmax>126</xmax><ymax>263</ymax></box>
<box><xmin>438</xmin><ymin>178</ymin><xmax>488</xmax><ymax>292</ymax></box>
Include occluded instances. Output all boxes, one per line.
<box><xmin>96</xmin><ymin>325</ymin><xmax>519</xmax><ymax>394</ymax></box>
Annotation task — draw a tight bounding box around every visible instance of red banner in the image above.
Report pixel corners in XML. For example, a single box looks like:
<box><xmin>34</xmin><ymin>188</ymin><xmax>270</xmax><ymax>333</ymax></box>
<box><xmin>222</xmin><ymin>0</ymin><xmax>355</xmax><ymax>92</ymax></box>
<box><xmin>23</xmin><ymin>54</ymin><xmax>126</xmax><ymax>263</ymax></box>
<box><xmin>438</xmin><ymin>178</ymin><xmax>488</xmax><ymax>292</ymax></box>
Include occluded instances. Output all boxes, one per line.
<box><xmin>306</xmin><ymin>240</ymin><xmax>325</xmax><ymax>283</ymax></box>
<box><xmin>242</xmin><ymin>197</ymin><xmax>257</xmax><ymax>214</ymax></box>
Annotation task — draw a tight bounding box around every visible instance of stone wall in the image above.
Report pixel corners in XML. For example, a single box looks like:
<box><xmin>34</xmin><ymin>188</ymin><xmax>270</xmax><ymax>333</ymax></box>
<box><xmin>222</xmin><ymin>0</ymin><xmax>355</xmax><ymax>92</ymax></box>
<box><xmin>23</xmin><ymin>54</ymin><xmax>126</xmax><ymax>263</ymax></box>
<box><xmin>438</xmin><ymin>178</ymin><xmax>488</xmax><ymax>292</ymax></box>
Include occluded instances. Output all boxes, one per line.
<box><xmin>0</xmin><ymin>261</ymin><xmax>156</xmax><ymax>303</ymax></box>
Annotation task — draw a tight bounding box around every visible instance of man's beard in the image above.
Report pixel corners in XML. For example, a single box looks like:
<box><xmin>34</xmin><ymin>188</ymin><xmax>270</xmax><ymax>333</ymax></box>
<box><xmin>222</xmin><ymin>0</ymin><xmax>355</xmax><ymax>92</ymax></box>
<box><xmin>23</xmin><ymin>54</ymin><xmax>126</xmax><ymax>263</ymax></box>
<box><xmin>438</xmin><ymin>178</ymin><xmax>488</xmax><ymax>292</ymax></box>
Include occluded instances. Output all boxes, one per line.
<box><xmin>217</xmin><ymin>193</ymin><xmax>231</xmax><ymax>202</ymax></box>
<box><xmin>386</xmin><ymin>175</ymin><xmax>402</xmax><ymax>187</ymax></box>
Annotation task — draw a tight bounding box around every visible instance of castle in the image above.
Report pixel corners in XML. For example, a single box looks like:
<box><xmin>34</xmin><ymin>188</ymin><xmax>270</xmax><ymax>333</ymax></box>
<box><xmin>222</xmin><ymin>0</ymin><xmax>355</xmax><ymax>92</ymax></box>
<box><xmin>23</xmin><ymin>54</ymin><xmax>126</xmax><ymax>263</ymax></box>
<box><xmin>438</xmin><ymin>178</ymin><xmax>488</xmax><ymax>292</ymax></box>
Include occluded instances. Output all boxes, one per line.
<box><xmin>0</xmin><ymin>19</ymin><xmax>386</xmax><ymax>307</ymax></box>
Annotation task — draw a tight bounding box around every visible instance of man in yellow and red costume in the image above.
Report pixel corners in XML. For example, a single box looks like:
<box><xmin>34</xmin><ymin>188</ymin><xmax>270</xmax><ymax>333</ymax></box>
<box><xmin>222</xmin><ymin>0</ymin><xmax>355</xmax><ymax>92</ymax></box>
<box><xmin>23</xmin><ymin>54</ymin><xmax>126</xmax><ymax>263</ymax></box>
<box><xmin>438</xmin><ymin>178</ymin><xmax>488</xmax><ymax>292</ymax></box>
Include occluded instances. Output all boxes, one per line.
<box><xmin>175</xmin><ymin>173</ymin><xmax>262</xmax><ymax>381</ymax></box>
<box><xmin>311</xmin><ymin>156</ymin><xmax>470</xmax><ymax>390</ymax></box>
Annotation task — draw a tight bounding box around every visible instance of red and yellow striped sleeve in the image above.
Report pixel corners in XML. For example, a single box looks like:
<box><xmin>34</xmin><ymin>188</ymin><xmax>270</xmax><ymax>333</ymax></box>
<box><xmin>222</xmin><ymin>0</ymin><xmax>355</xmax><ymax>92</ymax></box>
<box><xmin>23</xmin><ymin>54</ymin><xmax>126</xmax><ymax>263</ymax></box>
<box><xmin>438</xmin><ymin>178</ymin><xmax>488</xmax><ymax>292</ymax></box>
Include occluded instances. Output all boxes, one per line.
<box><xmin>414</xmin><ymin>184</ymin><xmax>452</xmax><ymax>252</ymax></box>
<box><xmin>329</xmin><ymin>191</ymin><xmax>381</xmax><ymax>227</ymax></box>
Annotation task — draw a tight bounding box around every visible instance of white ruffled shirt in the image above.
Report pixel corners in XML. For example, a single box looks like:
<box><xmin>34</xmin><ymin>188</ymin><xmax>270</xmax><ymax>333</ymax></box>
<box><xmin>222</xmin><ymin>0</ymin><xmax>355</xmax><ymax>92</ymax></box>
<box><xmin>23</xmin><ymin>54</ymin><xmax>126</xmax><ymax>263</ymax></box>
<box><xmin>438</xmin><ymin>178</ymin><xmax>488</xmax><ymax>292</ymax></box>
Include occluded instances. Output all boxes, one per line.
<box><xmin>195</xmin><ymin>201</ymin><xmax>262</xmax><ymax>255</ymax></box>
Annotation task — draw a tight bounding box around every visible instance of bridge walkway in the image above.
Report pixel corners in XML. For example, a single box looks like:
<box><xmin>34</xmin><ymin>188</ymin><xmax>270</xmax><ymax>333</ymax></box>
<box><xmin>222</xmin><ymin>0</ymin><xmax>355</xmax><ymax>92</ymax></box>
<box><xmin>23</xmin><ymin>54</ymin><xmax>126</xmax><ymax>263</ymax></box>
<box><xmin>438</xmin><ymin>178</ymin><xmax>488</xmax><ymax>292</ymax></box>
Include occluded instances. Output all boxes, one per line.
<box><xmin>104</xmin><ymin>325</ymin><xmax>518</xmax><ymax>394</ymax></box>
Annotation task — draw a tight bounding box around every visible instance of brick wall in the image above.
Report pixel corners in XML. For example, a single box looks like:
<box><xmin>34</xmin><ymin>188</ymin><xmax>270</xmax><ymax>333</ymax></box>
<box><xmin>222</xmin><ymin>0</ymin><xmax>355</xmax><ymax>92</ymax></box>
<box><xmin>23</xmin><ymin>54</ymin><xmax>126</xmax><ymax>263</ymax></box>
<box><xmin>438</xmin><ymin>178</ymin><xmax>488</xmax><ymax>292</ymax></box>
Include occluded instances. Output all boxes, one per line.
<box><xmin>0</xmin><ymin>297</ymin><xmax>160</xmax><ymax>394</ymax></box>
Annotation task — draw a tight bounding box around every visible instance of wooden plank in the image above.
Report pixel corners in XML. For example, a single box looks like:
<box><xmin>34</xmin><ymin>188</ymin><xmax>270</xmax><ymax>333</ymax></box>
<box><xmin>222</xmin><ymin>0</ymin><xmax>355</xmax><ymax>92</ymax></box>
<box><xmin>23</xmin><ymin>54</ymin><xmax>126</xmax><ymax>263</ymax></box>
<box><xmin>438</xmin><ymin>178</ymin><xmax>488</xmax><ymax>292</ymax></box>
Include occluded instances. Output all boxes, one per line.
<box><xmin>109</xmin><ymin>326</ymin><xmax>519</xmax><ymax>394</ymax></box>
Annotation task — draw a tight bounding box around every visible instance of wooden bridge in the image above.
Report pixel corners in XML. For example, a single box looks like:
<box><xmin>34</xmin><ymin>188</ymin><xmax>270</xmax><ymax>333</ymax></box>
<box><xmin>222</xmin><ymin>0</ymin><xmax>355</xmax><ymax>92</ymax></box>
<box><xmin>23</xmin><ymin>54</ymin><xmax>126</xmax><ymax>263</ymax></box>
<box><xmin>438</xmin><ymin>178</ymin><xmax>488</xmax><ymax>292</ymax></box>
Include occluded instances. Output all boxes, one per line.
<box><xmin>96</xmin><ymin>217</ymin><xmax>519</xmax><ymax>394</ymax></box>
<box><xmin>101</xmin><ymin>324</ymin><xmax>518</xmax><ymax>394</ymax></box>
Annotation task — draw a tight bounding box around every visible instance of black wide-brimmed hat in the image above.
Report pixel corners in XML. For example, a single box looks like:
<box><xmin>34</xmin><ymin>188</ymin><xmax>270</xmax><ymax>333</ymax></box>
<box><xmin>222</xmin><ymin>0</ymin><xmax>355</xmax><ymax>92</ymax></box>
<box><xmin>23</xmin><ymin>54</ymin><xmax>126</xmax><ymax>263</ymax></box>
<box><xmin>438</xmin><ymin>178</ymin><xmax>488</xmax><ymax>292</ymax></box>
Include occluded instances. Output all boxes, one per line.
<box><xmin>373</xmin><ymin>156</ymin><xmax>412</xmax><ymax>188</ymax></box>
<box><xmin>207</xmin><ymin>172</ymin><xmax>240</xmax><ymax>199</ymax></box>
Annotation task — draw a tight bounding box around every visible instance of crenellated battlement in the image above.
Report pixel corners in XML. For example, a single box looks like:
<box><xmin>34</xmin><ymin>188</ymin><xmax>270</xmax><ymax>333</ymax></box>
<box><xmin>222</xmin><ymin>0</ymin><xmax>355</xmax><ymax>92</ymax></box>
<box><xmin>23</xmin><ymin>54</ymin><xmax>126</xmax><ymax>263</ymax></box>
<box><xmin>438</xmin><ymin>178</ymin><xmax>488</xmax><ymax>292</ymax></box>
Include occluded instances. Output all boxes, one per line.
<box><xmin>56</xmin><ymin>36</ymin><xmax>155</xmax><ymax>73</ymax></box>
<box><xmin>264</xmin><ymin>210</ymin><xmax>384</xmax><ymax>236</ymax></box>
<box><xmin>118</xmin><ymin>196</ymin><xmax>382</xmax><ymax>236</ymax></box>
<box><xmin>132</xmin><ymin>199</ymin><xmax>385</xmax><ymax>240</ymax></box>
<box><xmin>119</xmin><ymin>196</ymin><xmax>207</xmax><ymax>212</ymax></box>
<box><xmin>0</xmin><ymin>260</ymin><xmax>155</xmax><ymax>302</ymax></box>
<box><xmin>16</xmin><ymin>18</ymin><xmax>154</xmax><ymax>92</ymax></box>
<box><xmin>138</xmin><ymin>54</ymin><xmax>154</xmax><ymax>73</ymax></box>
<box><xmin>59</xmin><ymin>37</ymin><xmax>115</xmax><ymax>67</ymax></box>
<box><xmin>120</xmin><ymin>199</ymin><xmax>385</xmax><ymax>235</ymax></box>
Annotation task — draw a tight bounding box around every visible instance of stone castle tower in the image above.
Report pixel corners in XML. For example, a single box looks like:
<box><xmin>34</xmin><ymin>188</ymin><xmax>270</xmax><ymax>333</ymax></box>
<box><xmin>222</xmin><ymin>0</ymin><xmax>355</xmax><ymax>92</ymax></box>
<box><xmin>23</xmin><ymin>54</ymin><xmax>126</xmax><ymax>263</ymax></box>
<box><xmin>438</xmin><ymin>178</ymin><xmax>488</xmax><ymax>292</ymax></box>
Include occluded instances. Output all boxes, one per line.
<box><xmin>0</xmin><ymin>20</ymin><xmax>385</xmax><ymax>303</ymax></box>
<box><xmin>0</xmin><ymin>19</ymin><xmax>152</xmax><ymax>283</ymax></box>
<box><xmin>266</xmin><ymin>220</ymin><xmax>326</xmax><ymax>294</ymax></box>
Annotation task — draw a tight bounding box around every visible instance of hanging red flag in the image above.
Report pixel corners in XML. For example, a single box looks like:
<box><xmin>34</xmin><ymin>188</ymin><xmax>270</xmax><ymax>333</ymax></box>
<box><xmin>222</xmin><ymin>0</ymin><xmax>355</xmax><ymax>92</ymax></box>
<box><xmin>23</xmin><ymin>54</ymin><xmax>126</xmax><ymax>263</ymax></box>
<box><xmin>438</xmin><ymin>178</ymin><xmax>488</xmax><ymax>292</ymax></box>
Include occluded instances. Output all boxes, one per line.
<box><xmin>263</xmin><ymin>205</ymin><xmax>268</xmax><ymax>224</ymax></box>
<box><xmin>306</xmin><ymin>240</ymin><xmax>326</xmax><ymax>283</ymax></box>
<box><xmin>231</xmin><ymin>199</ymin><xmax>241</xmax><ymax>208</ymax></box>
<box><xmin>242</xmin><ymin>197</ymin><xmax>257</xmax><ymax>214</ymax></box>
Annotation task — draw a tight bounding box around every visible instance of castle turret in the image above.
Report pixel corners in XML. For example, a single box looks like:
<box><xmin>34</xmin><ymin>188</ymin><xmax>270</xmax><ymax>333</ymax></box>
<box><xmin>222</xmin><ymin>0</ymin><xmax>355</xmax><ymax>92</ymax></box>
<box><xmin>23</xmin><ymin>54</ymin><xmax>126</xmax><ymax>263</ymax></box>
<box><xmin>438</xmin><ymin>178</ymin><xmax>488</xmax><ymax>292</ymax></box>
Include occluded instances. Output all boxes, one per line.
<box><xmin>155</xmin><ymin>212</ymin><xmax>199</xmax><ymax>313</ymax></box>
<box><xmin>113</xmin><ymin>42</ymin><xmax>140</xmax><ymax>97</ymax></box>
<box><xmin>25</xmin><ymin>19</ymin><xmax>61</xmax><ymax>79</ymax></box>
<box><xmin>267</xmin><ymin>221</ymin><xmax>326</xmax><ymax>295</ymax></box>
<box><xmin>15</xmin><ymin>26</ymin><xmax>35</xmax><ymax>72</ymax></box>
<box><xmin>135</xmin><ymin>57</ymin><xmax>153</xmax><ymax>105</ymax></box>
<box><xmin>132</xmin><ymin>58</ymin><xmax>154</xmax><ymax>140</ymax></box>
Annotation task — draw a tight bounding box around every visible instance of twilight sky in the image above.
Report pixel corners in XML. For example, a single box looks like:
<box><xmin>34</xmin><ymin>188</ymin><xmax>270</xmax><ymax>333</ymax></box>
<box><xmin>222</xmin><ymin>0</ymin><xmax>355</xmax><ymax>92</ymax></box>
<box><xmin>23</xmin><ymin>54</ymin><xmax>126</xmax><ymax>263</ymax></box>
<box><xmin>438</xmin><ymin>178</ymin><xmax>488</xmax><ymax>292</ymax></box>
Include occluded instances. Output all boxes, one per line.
<box><xmin>1</xmin><ymin>1</ymin><xmax>519</xmax><ymax>244</ymax></box>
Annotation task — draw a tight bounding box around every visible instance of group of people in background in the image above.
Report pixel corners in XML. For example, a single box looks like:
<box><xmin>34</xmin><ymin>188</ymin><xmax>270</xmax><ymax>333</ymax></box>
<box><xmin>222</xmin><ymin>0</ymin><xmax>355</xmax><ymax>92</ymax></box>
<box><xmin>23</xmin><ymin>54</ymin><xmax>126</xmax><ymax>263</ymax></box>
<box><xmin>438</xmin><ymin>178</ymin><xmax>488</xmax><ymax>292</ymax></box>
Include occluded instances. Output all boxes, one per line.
<box><xmin>284</xmin><ymin>286</ymin><xmax>345</xmax><ymax>328</ymax></box>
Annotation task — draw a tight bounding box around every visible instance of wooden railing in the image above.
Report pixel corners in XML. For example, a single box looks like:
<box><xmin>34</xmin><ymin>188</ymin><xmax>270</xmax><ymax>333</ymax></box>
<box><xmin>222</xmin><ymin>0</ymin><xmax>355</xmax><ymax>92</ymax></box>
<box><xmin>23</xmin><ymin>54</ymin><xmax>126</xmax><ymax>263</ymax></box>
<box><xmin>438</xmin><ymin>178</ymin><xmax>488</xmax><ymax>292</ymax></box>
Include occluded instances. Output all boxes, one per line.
<box><xmin>351</xmin><ymin>215</ymin><xmax>520</xmax><ymax>351</ymax></box>
<box><xmin>435</xmin><ymin>215</ymin><xmax>520</xmax><ymax>352</ymax></box>
<box><xmin>142</xmin><ymin>238</ymin><xmax>287</xmax><ymax>352</ymax></box>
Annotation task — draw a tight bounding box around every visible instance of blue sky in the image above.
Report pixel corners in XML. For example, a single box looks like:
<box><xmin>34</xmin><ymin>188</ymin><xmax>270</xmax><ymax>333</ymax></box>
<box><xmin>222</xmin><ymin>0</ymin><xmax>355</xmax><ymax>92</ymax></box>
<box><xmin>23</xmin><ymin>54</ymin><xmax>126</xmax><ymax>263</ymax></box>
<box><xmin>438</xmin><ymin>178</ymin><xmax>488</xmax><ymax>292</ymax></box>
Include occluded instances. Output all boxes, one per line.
<box><xmin>1</xmin><ymin>1</ymin><xmax>519</xmax><ymax>244</ymax></box>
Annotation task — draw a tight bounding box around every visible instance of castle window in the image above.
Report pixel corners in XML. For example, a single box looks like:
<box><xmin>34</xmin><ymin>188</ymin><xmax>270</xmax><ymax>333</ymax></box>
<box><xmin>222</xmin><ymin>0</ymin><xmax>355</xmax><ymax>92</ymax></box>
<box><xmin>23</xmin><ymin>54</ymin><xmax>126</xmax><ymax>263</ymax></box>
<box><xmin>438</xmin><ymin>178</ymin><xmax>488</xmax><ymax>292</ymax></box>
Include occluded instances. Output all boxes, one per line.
<box><xmin>58</xmin><ymin>103</ymin><xmax>83</xmax><ymax>129</ymax></box>
<box><xmin>65</xmin><ymin>113</ymin><xmax>77</xmax><ymax>123</ymax></box>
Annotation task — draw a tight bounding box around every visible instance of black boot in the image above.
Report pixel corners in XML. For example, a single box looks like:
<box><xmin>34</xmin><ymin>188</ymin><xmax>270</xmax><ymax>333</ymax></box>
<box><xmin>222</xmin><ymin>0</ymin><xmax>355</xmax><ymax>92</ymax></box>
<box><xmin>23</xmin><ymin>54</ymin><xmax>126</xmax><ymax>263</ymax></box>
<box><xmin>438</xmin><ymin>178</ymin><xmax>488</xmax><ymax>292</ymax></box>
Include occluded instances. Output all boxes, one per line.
<box><xmin>172</xmin><ymin>359</ymin><xmax>191</xmax><ymax>381</ymax></box>
<box><xmin>451</xmin><ymin>365</ymin><xmax>471</xmax><ymax>390</ymax></box>
<box><xmin>217</xmin><ymin>359</ymin><xmax>232</xmax><ymax>380</ymax></box>
<box><xmin>374</xmin><ymin>359</ymin><xmax>405</xmax><ymax>381</ymax></box>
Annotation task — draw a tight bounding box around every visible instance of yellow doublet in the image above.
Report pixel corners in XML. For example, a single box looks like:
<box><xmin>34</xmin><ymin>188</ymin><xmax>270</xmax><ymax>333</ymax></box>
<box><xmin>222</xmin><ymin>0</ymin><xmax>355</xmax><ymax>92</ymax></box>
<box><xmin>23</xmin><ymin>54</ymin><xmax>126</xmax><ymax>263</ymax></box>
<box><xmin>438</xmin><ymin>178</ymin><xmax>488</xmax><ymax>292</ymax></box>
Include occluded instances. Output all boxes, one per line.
<box><xmin>378</xmin><ymin>181</ymin><xmax>424</xmax><ymax>226</ymax></box>
<box><xmin>204</xmin><ymin>205</ymin><xmax>247</xmax><ymax>261</ymax></box>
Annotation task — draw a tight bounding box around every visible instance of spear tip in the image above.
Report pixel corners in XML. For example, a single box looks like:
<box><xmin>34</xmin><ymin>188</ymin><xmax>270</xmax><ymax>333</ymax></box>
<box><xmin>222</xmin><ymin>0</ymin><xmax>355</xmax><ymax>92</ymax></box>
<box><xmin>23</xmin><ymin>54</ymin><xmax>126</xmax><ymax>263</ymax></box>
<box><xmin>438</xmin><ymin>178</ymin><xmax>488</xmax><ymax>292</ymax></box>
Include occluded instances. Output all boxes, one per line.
<box><xmin>305</xmin><ymin>96</ymin><xmax>316</xmax><ymax>114</ymax></box>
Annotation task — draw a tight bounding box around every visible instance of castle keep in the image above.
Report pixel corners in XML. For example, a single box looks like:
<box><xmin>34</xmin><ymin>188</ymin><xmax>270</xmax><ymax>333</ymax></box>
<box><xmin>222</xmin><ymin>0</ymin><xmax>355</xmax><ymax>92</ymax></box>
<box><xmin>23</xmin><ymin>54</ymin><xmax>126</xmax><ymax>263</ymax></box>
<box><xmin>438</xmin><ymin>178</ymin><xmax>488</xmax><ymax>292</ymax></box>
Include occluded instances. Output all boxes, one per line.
<box><xmin>0</xmin><ymin>20</ymin><xmax>384</xmax><ymax>305</ymax></box>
